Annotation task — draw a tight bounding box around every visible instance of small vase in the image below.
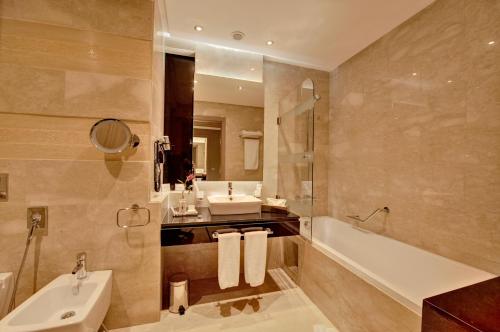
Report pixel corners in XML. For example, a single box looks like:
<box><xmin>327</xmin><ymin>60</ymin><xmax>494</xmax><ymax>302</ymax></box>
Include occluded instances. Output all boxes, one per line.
<box><xmin>178</xmin><ymin>198</ymin><xmax>187</xmax><ymax>215</ymax></box>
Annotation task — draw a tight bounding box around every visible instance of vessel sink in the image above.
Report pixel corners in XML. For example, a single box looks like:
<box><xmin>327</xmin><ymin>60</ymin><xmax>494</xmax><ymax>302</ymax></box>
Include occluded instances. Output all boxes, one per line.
<box><xmin>208</xmin><ymin>195</ymin><xmax>262</xmax><ymax>215</ymax></box>
<box><xmin>0</xmin><ymin>270</ymin><xmax>112</xmax><ymax>332</ymax></box>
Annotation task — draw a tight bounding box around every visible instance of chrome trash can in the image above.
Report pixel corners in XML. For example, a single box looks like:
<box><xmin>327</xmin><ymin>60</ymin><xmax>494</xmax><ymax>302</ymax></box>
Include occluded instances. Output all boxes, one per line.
<box><xmin>169</xmin><ymin>273</ymin><xmax>189</xmax><ymax>315</ymax></box>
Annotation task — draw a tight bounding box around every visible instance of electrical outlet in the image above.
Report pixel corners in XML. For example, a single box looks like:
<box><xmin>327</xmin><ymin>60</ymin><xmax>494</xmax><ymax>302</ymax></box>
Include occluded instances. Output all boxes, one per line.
<box><xmin>27</xmin><ymin>206</ymin><xmax>48</xmax><ymax>234</ymax></box>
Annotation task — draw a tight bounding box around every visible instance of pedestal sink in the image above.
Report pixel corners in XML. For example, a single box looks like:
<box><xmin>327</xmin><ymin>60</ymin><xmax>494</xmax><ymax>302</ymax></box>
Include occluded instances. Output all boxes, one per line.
<box><xmin>208</xmin><ymin>195</ymin><xmax>262</xmax><ymax>215</ymax></box>
<box><xmin>0</xmin><ymin>270</ymin><xmax>112</xmax><ymax>332</ymax></box>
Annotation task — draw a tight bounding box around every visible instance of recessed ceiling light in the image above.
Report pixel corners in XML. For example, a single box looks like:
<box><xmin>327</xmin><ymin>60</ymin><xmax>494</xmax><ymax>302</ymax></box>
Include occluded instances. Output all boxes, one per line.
<box><xmin>238</xmin><ymin>86</ymin><xmax>243</xmax><ymax>91</ymax></box>
<box><xmin>250</xmin><ymin>67</ymin><xmax>255</xmax><ymax>71</ymax></box>
<box><xmin>266</xmin><ymin>40</ymin><xmax>274</xmax><ymax>46</ymax></box>
<box><xmin>488</xmin><ymin>40</ymin><xmax>495</xmax><ymax>45</ymax></box>
<box><xmin>412</xmin><ymin>72</ymin><xmax>417</xmax><ymax>76</ymax></box>
<box><xmin>194</xmin><ymin>80</ymin><xmax>198</xmax><ymax>84</ymax></box>
<box><xmin>194</xmin><ymin>25</ymin><xmax>203</xmax><ymax>32</ymax></box>
<box><xmin>447</xmin><ymin>80</ymin><xmax>453</xmax><ymax>83</ymax></box>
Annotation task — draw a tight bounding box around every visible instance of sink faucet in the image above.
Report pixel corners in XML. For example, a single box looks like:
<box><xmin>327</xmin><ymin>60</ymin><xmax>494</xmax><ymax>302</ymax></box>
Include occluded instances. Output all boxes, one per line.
<box><xmin>228</xmin><ymin>181</ymin><xmax>233</xmax><ymax>200</ymax></box>
<box><xmin>72</xmin><ymin>252</ymin><xmax>87</xmax><ymax>280</ymax></box>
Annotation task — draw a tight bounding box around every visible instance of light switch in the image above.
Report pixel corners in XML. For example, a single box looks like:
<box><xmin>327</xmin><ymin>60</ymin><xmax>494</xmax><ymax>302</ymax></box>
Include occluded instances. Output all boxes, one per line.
<box><xmin>0</xmin><ymin>174</ymin><xmax>8</xmax><ymax>202</ymax></box>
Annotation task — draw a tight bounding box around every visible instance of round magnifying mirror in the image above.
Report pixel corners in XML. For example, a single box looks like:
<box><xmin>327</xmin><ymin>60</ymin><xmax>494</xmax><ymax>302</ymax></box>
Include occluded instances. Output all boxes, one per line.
<box><xmin>89</xmin><ymin>119</ymin><xmax>140</xmax><ymax>154</ymax></box>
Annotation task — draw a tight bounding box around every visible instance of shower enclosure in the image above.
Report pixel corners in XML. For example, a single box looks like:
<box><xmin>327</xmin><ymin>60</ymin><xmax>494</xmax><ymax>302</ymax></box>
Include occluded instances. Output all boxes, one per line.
<box><xmin>277</xmin><ymin>78</ymin><xmax>319</xmax><ymax>278</ymax></box>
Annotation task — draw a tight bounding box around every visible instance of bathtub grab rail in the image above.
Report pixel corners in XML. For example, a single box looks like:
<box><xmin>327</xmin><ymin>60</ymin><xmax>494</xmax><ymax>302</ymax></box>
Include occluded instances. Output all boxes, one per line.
<box><xmin>347</xmin><ymin>207</ymin><xmax>390</xmax><ymax>223</ymax></box>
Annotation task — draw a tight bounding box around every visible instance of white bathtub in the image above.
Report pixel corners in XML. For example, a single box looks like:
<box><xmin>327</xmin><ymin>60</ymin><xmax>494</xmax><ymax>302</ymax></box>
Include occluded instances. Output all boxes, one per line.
<box><xmin>311</xmin><ymin>216</ymin><xmax>496</xmax><ymax>315</ymax></box>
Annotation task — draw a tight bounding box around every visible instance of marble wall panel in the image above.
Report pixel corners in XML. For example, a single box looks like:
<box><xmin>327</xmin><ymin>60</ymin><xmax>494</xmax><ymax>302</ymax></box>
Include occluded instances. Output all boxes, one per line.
<box><xmin>300</xmin><ymin>243</ymin><xmax>420</xmax><ymax>332</ymax></box>
<box><xmin>0</xmin><ymin>159</ymin><xmax>160</xmax><ymax>327</ymax></box>
<box><xmin>0</xmin><ymin>1</ymin><xmax>161</xmax><ymax>328</ymax></box>
<box><xmin>328</xmin><ymin>0</ymin><xmax>500</xmax><ymax>273</ymax></box>
<box><xmin>0</xmin><ymin>0</ymin><xmax>153</xmax><ymax>40</ymax></box>
<box><xmin>0</xmin><ymin>113</ymin><xmax>151</xmax><ymax>161</ymax></box>
<box><xmin>0</xmin><ymin>19</ymin><xmax>152</xmax><ymax>79</ymax></box>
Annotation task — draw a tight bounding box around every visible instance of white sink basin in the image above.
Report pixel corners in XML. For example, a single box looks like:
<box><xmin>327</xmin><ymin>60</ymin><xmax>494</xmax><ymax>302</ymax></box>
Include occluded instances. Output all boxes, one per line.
<box><xmin>208</xmin><ymin>195</ymin><xmax>262</xmax><ymax>215</ymax></box>
<box><xmin>0</xmin><ymin>270</ymin><xmax>112</xmax><ymax>332</ymax></box>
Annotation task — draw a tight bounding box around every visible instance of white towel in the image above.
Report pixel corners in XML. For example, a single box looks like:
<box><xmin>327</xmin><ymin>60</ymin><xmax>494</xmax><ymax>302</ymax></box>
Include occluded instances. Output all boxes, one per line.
<box><xmin>244</xmin><ymin>139</ymin><xmax>259</xmax><ymax>170</ymax></box>
<box><xmin>217</xmin><ymin>232</ymin><xmax>241</xmax><ymax>289</ymax></box>
<box><xmin>244</xmin><ymin>231</ymin><xmax>268</xmax><ymax>287</ymax></box>
<box><xmin>240</xmin><ymin>130</ymin><xmax>263</xmax><ymax>139</ymax></box>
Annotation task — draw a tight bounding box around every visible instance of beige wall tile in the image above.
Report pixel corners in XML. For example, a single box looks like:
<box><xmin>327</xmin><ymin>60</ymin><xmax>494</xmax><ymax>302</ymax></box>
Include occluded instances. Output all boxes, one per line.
<box><xmin>300</xmin><ymin>244</ymin><xmax>420</xmax><ymax>332</ymax></box>
<box><xmin>0</xmin><ymin>160</ymin><xmax>160</xmax><ymax>328</ymax></box>
<box><xmin>0</xmin><ymin>2</ymin><xmax>161</xmax><ymax>329</ymax></box>
<box><xmin>0</xmin><ymin>0</ymin><xmax>153</xmax><ymax>40</ymax></box>
<box><xmin>0</xmin><ymin>113</ymin><xmax>151</xmax><ymax>161</ymax></box>
<box><xmin>162</xmin><ymin>238</ymin><xmax>283</xmax><ymax>281</ymax></box>
<box><xmin>64</xmin><ymin>71</ymin><xmax>152</xmax><ymax>121</ymax></box>
<box><xmin>0</xmin><ymin>64</ymin><xmax>152</xmax><ymax>121</ymax></box>
<box><xmin>328</xmin><ymin>0</ymin><xmax>500</xmax><ymax>274</ymax></box>
<box><xmin>0</xmin><ymin>19</ymin><xmax>152</xmax><ymax>79</ymax></box>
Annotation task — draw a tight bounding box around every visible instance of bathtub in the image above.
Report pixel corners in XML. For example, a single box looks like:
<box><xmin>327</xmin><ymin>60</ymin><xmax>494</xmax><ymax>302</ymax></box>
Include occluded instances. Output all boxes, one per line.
<box><xmin>311</xmin><ymin>216</ymin><xmax>496</xmax><ymax>315</ymax></box>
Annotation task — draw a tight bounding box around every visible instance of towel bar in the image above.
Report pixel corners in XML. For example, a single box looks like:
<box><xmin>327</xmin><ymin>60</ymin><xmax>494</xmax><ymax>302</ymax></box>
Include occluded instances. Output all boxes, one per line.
<box><xmin>212</xmin><ymin>228</ymin><xmax>273</xmax><ymax>239</ymax></box>
<box><xmin>116</xmin><ymin>204</ymin><xmax>151</xmax><ymax>228</ymax></box>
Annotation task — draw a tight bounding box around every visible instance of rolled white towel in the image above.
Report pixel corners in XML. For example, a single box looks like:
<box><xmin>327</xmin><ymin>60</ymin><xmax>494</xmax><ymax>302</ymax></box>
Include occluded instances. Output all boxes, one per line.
<box><xmin>240</xmin><ymin>130</ymin><xmax>263</xmax><ymax>139</ymax></box>
<box><xmin>217</xmin><ymin>232</ymin><xmax>241</xmax><ymax>289</ymax></box>
<box><xmin>244</xmin><ymin>231</ymin><xmax>268</xmax><ymax>287</ymax></box>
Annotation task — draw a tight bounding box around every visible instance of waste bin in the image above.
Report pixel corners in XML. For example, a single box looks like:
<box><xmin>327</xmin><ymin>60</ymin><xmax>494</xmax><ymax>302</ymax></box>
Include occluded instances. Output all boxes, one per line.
<box><xmin>169</xmin><ymin>273</ymin><xmax>189</xmax><ymax>315</ymax></box>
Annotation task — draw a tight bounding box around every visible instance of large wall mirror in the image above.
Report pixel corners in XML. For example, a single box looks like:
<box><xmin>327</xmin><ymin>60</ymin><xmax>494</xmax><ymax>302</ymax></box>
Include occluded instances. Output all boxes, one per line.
<box><xmin>164</xmin><ymin>40</ymin><xmax>264</xmax><ymax>184</ymax></box>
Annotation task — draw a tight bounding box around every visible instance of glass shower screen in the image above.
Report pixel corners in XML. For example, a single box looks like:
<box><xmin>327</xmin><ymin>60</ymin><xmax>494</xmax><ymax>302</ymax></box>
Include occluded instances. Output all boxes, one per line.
<box><xmin>277</xmin><ymin>78</ymin><xmax>319</xmax><ymax>243</ymax></box>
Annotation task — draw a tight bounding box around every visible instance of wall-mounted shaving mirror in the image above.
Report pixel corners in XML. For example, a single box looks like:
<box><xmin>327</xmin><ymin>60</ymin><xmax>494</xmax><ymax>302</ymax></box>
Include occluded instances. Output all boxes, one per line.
<box><xmin>89</xmin><ymin>119</ymin><xmax>140</xmax><ymax>154</ymax></box>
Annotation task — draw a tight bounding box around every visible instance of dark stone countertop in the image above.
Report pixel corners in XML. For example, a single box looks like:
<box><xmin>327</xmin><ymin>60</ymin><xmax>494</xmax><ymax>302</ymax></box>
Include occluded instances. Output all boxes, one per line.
<box><xmin>422</xmin><ymin>276</ymin><xmax>500</xmax><ymax>332</ymax></box>
<box><xmin>162</xmin><ymin>207</ymin><xmax>300</xmax><ymax>228</ymax></box>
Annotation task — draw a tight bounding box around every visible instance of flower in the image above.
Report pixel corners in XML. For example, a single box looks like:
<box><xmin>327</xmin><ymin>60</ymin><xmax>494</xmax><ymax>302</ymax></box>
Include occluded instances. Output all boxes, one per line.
<box><xmin>177</xmin><ymin>173</ymin><xmax>195</xmax><ymax>197</ymax></box>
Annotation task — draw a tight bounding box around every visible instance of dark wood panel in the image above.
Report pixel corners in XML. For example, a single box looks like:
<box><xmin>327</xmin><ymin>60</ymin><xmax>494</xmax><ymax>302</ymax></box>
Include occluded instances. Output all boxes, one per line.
<box><xmin>163</xmin><ymin>54</ymin><xmax>195</xmax><ymax>187</ymax></box>
<box><xmin>161</xmin><ymin>220</ymin><xmax>300</xmax><ymax>246</ymax></box>
<box><xmin>422</xmin><ymin>277</ymin><xmax>500</xmax><ymax>332</ymax></box>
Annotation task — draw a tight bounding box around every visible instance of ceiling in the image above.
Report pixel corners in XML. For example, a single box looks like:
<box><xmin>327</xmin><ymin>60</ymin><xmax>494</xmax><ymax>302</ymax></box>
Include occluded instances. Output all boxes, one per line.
<box><xmin>164</xmin><ymin>0</ymin><xmax>435</xmax><ymax>71</ymax></box>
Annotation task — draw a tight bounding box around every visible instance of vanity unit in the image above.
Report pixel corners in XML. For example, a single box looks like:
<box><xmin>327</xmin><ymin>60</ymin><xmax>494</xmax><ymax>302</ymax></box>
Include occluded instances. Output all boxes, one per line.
<box><xmin>161</xmin><ymin>207</ymin><xmax>300</xmax><ymax>246</ymax></box>
<box><xmin>161</xmin><ymin>207</ymin><xmax>302</xmax><ymax>309</ymax></box>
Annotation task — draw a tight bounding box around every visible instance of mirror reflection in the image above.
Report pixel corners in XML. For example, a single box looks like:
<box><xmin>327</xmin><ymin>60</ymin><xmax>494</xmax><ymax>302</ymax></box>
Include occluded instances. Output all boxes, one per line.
<box><xmin>163</xmin><ymin>41</ymin><xmax>264</xmax><ymax>185</ymax></box>
<box><xmin>193</xmin><ymin>45</ymin><xmax>264</xmax><ymax>181</ymax></box>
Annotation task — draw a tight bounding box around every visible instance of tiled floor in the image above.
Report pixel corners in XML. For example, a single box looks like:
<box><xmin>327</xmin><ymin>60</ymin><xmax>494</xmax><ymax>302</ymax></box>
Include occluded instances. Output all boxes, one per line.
<box><xmin>112</xmin><ymin>269</ymin><xmax>337</xmax><ymax>332</ymax></box>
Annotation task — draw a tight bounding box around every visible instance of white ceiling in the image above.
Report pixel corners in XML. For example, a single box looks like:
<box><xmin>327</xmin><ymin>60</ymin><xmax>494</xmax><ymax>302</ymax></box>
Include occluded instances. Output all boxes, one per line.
<box><xmin>164</xmin><ymin>0</ymin><xmax>435</xmax><ymax>71</ymax></box>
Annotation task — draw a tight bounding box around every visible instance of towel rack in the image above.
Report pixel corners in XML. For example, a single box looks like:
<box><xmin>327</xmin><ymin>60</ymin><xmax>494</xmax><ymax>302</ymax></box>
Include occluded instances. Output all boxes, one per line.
<box><xmin>116</xmin><ymin>204</ymin><xmax>151</xmax><ymax>228</ymax></box>
<box><xmin>347</xmin><ymin>207</ymin><xmax>390</xmax><ymax>223</ymax></box>
<box><xmin>212</xmin><ymin>228</ymin><xmax>273</xmax><ymax>239</ymax></box>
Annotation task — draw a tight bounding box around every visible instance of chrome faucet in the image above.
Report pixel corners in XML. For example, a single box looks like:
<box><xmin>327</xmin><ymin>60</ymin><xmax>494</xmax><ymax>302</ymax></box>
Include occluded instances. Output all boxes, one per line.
<box><xmin>72</xmin><ymin>252</ymin><xmax>87</xmax><ymax>280</ymax></box>
<box><xmin>228</xmin><ymin>181</ymin><xmax>233</xmax><ymax>200</ymax></box>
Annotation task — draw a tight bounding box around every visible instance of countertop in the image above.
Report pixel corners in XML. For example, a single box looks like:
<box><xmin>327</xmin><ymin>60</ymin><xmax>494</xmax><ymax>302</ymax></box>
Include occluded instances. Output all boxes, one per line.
<box><xmin>162</xmin><ymin>207</ymin><xmax>300</xmax><ymax>228</ymax></box>
<box><xmin>422</xmin><ymin>276</ymin><xmax>500</xmax><ymax>332</ymax></box>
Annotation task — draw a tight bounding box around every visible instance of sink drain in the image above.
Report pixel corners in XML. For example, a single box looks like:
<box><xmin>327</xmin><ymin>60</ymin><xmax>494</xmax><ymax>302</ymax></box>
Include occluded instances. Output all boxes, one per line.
<box><xmin>60</xmin><ymin>311</ymin><xmax>76</xmax><ymax>320</ymax></box>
